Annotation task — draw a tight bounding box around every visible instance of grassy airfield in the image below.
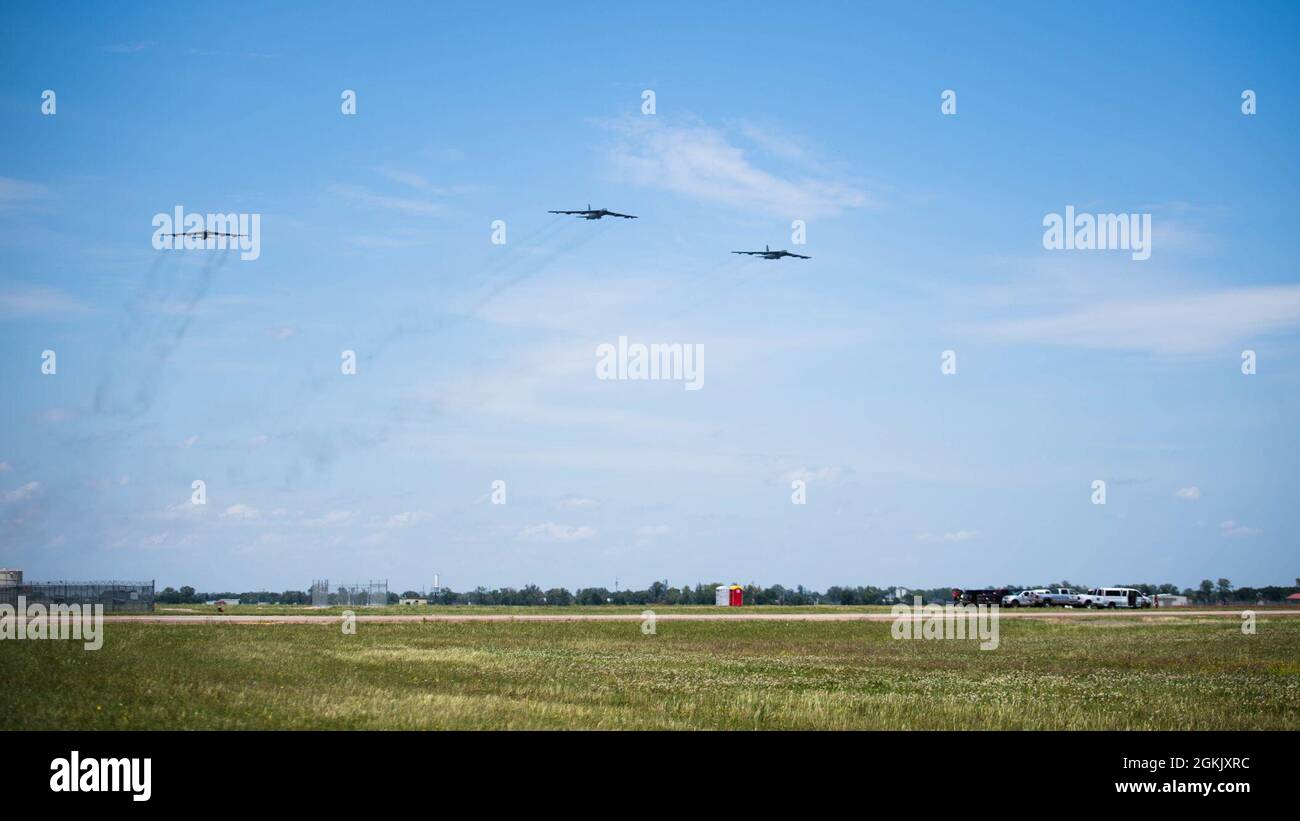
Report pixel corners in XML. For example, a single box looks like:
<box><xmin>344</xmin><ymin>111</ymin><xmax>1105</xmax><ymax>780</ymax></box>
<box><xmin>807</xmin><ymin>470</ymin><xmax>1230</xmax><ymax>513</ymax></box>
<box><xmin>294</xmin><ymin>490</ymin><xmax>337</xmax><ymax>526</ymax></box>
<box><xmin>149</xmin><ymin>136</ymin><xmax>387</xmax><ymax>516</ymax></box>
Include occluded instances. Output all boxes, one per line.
<box><xmin>2</xmin><ymin>611</ymin><xmax>1297</xmax><ymax>730</ymax></box>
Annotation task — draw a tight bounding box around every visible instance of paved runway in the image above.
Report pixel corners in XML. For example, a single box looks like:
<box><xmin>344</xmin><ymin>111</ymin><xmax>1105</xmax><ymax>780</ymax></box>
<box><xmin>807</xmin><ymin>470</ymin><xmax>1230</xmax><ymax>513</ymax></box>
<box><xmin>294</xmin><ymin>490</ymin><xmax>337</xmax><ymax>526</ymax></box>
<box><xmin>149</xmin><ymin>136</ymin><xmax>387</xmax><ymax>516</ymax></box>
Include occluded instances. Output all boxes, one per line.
<box><xmin>99</xmin><ymin>609</ymin><xmax>1300</xmax><ymax>625</ymax></box>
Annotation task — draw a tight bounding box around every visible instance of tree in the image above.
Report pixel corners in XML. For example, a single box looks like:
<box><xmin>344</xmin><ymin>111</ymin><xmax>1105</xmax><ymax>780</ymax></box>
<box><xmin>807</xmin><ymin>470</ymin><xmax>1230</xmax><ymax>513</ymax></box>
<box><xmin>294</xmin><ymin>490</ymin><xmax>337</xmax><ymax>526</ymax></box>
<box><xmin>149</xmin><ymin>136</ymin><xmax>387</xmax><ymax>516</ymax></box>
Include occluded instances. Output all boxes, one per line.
<box><xmin>1198</xmin><ymin>579</ymin><xmax>1214</xmax><ymax>604</ymax></box>
<box><xmin>1216</xmin><ymin>578</ymin><xmax>1233</xmax><ymax>603</ymax></box>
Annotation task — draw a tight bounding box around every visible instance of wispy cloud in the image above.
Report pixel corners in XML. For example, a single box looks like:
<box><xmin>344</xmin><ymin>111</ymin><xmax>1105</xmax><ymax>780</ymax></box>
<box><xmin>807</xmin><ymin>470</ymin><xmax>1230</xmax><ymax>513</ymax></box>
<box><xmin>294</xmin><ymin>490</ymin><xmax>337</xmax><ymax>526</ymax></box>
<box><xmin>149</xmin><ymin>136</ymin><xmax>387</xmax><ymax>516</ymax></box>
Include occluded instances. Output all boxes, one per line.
<box><xmin>372</xmin><ymin>167</ymin><xmax>476</xmax><ymax>196</ymax></box>
<box><xmin>604</xmin><ymin>116</ymin><xmax>873</xmax><ymax>218</ymax></box>
<box><xmin>782</xmin><ymin>466</ymin><xmax>852</xmax><ymax>486</ymax></box>
<box><xmin>1219</xmin><ymin>519</ymin><xmax>1260</xmax><ymax>537</ymax></box>
<box><xmin>964</xmin><ymin>285</ymin><xmax>1300</xmax><ymax>355</ymax></box>
<box><xmin>916</xmin><ymin>530</ymin><xmax>979</xmax><ymax>543</ymax></box>
<box><xmin>1175</xmin><ymin>486</ymin><xmax>1201</xmax><ymax>500</ymax></box>
<box><xmin>380</xmin><ymin>511</ymin><xmax>433</xmax><ymax>528</ymax></box>
<box><xmin>0</xmin><ymin>177</ymin><xmax>51</xmax><ymax>210</ymax></box>
<box><xmin>301</xmin><ymin>510</ymin><xmax>356</xmax><ymax>527</ymax></box>
<box><xmin>634</xmin><ymin>524</ymin><xmax>671</xmax><ymax>545</ymax></box>
<box><xmin>2</xmin><ymin>481</ymin><xmax>41</xmax><ymax>502</ymax></box>
<box><xmin>103</xmin><ymin>41</ymin><xmax>154</xmax><ymax>54</ymax></box>
<box><xmin>327</xmin><ymin>183</ymin><xmax>446</xmax><ymax>216</ymax></box>
<box><xmin>220</xmin><ymin>504</ymin><xmax>260</xmax><ymax>521</ymax></box>
<box><xmin>518</xmin><ymin>522</ymin><xmax>597</xmax><ymax>543</ymax></box>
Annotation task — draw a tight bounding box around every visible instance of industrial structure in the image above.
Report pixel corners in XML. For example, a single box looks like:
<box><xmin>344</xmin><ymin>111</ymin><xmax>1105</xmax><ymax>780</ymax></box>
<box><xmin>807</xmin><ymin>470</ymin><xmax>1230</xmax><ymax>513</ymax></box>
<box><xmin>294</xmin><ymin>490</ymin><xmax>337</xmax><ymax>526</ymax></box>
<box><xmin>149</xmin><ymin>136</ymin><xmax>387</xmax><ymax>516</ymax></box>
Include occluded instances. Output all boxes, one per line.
<box><xmin>310</xmin><ymin>579</ymin><xmax>389</xmax><ymax>607</ymax></box>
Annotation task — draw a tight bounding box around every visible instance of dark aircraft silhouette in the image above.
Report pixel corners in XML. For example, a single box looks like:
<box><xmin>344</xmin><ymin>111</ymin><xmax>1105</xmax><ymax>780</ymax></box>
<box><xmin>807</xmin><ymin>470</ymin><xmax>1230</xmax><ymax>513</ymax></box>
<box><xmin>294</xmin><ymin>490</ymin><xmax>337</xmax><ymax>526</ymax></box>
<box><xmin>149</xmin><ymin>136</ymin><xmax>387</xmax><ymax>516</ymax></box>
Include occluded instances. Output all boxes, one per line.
<box><xmin>167</xmin><ymin>230</ymin><xmax>247</xmax><ymax>240</ymax></box>
<box><xmin>732</xmin><ymin>244</ymin><xmax>810</xmax><ymax>260</ymax></box>
<box><xmin>547</xmin><ymin>204</ymin><xmax>637</xmax><ymax>220</ymax></box>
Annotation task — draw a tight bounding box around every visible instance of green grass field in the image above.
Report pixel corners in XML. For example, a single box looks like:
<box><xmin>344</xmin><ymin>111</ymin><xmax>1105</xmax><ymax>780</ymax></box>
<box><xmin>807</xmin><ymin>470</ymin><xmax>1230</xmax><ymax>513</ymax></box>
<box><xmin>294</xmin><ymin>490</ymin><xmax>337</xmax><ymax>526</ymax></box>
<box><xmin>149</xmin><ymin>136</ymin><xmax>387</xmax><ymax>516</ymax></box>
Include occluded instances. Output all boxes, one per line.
<box><xmin>3</xmin><ymin>613</ymin><xmax>1297</xmax><ymax>730</ymax></box>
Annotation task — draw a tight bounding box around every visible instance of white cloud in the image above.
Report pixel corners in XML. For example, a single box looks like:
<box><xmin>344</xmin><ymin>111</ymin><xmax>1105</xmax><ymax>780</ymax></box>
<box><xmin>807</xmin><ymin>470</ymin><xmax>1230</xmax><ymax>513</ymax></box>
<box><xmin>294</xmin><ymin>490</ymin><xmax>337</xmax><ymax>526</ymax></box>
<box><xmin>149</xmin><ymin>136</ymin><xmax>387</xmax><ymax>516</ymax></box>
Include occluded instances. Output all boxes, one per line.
<box><xmin>180</xmin><ymin>436</ymin><xmax>199</xmax><ymax>449</ymax></box>
<box><xmin>966</xmin><ymin>285</ymin><xmax>1300</xmax><ymax>355</ymax></box>
<box><xmin>372</xmin><ymin>167</ymin><xmax>476</xmax><ymax>196</ymax></box>
<box><xmin>605</xmin><ymin>117</ymin><xmax>872</xmax><ymax>218</ymax></box>
<box><xmin>302</xmin><ymin>510</ymin><xmax>355</xmax><ymax>527</ymax></box>
<box><xmin>153</xmin><ymin>501</ymin><xmax>207</xmax><ymax>521</ymax></box>
<box><xmin>1175</xmin><ymin>486</ymin><xmax>1201</xmax><ymax>500</ymax></box>
<box><xmin>327</xmin><ymin>182</ymin><xmax>446</xmax><ymax>216</ymax></box>
<box><xmin>1218</xmin><ymin>520</ymin><xmax>1260</xmax><ymax>537</ymax></box>
<box><xmin>36</xmin><ymin>408</ymin><xmax>75</xmax><ymax>423</ymax></box>
<box><xmin>103</xmin><ymin>41</ymin><xmax>154</xmax><ymax>54</ymax></box>
<box><xmin>635</xmin><ymin>525</ymin><xmax>671</xmax><ymax>544</ymax></box>
<box><xmin>382</xmin><ymin>511</ymin><xmax>433</xmax><ymax>528</ymax></box>
<box><xmin>518</xmin><ymin>522</ymin><xmax>597</xmax><ymax>543</ymax></box>
<box><xmin>782</xmin><ymin>466</ymin><xmax>850</xmax><ymax>486</ymax></box>
<box><xmin>2</xmin><ymin>481</ymin><xmax>40</xmax><ymax>502</ymax></box>
<box><xmin>221</xmin><ymin>504</ymin><xmax>260</xmax><ymax>521</ymax></box>
<box><xmin>557</xmin><ymin>495</ymin><xmax>598</xmax><ymax>509</ymax></box>
<box><xmin>0</xmin><ymin>177</ymin><xmax>50</xmax><ymax>210</ymax></box>
<box><xmin>0</xmin><ymin>285</ymin><xmax>91</xmax><ymax>318</ymax></box>
<box><xmin>916</xmin><ymin>530</ymin><xmax>978</xmax><ymax>543</ymax></box>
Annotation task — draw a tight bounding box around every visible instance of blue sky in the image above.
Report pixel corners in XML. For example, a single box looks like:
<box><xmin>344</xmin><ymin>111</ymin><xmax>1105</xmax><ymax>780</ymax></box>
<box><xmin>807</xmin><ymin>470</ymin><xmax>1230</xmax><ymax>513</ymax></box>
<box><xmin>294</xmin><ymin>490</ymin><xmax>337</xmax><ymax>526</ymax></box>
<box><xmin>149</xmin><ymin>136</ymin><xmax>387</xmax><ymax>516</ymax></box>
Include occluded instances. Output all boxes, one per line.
<box><xmin>1</xmin><ymin>2</ymin><xmax>1298</xmax><ymax>592</ymax></box>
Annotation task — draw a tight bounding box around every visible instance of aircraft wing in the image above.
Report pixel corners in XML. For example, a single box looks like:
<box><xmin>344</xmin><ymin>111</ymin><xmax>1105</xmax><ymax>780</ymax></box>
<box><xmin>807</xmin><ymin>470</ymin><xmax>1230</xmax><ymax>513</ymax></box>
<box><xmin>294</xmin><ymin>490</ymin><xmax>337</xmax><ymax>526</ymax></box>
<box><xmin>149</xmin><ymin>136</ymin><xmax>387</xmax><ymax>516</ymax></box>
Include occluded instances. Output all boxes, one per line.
<box><xmin>605</xmin><ymin>211</ymin><xmax>637</xmax><ymax>219</ymax></box>
<box><xmin>732</xmin><ymin>251</ymin><xmax>761</xmax><ymax>255</ymax></box>
<box><xmin>548</xmin><ymin>210</ymin><xmax>589</xmax><ymax>215</ymax></box>
<box><xmin>787</xmin><ymin>252</ymin><xmax>811</xmax><ymax>259</ymax></box>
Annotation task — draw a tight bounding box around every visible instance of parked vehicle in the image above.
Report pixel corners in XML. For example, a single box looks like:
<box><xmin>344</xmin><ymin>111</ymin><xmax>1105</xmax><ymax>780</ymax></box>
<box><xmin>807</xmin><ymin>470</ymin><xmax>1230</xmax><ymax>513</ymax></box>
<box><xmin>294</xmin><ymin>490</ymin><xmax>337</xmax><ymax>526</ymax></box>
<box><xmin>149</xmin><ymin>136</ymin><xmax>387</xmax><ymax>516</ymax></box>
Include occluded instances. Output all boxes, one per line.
<box><xmin>1002</xmin><ymin>590</ymin><xmax>1041</xmax><ymax>608</ymax></box>
<box><xmin>1031</xmin><ymin>588</ymin><xmax>1080</xmax><ymax>607</ymax></box>
<box><xmin>952</xmin><ymin>588</ymin><xmax>1011</xmax><ymax>606</ymax></box>
<box><xmin>1077</xmin><ymin>587</ymin><xmax>1152</xmax><ymax>609</ymax></box>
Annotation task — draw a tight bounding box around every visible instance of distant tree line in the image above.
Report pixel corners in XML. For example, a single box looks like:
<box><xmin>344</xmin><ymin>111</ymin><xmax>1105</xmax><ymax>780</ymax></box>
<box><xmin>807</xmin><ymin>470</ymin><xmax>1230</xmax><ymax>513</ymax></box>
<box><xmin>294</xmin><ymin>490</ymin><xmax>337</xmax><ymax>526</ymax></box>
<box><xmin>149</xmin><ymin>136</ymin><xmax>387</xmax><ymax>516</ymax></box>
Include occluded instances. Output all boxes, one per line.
<box><xmin>153</xmin><ymin>578</ymin><xmax>1300</xmax><ymax>606</ymax></box>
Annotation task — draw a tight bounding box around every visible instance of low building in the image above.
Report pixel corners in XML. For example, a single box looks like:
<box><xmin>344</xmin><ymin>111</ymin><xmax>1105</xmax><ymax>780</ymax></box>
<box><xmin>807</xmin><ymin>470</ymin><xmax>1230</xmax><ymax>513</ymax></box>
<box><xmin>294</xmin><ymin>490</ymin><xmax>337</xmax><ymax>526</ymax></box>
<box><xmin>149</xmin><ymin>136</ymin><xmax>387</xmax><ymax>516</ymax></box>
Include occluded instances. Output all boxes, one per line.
<box><xmin>1287</xmin><ymin>593</ymin><xmax>1300</xmax><ymax>605</ymax></box>
<box><xmin>1154</xmin><ymin>594</ymin><xmax>1190</xmax><ymax>607</ymax></box>
<box><xmin>0</xmin><ymin>569</ymin><xmax>22</xmax><ymax>587</ymax></box>
<box><xmin>399</xmin><ymin>598</ymin><xmax>427</xmax><ymax>606</ymax></box>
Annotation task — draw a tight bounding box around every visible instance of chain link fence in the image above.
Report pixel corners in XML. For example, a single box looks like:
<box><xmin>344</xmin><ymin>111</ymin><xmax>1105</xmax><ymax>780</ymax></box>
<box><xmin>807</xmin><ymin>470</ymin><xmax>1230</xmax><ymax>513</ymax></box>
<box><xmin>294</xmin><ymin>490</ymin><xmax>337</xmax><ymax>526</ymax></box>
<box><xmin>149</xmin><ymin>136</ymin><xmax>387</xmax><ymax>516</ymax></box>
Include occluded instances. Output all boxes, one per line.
<box><xmin>0</xmin><ymin>580</ymin><xmax>155</xmax><ymax>613</ymax></box>
<box><xmin>310</xmin><ymin>579</ymin><xmax>388</xmax><ymax>607</ymax></box>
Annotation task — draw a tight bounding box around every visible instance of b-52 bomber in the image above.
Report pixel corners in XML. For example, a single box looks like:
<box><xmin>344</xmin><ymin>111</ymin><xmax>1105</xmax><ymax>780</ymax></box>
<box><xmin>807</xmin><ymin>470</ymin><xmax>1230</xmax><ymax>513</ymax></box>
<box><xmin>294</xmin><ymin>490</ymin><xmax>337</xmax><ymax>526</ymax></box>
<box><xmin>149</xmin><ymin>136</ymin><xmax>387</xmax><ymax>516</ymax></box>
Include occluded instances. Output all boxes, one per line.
<box><xmin>547</xmin><ymin>204</ymin><xmax>638</xmax><ymax>220</ymax></box>
<box><xmin>731</xmin><ymin>244</ymin><xmax>810</xmax><ymax>260</ymax></box>
<box><xmin>166</xmin><ymin>229</ymin><xmax>248</xmax><ymax>241</ymax></box>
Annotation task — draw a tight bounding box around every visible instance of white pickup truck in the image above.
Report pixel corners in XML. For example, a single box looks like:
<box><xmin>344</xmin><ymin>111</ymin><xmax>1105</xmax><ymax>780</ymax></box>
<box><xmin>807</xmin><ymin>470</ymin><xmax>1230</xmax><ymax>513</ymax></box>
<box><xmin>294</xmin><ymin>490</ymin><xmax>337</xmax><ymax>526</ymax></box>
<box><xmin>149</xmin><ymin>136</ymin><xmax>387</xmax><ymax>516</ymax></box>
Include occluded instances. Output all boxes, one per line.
<box><xmin>1031</xmin><ymin>588</ymin><xmax>1080</xmax><ymax>607</ymax></box>
<box><xmin>1001</xmin><ymin>590</ymin><xmax>1041</xmax><ymax>607</ymax></box>
<box><xmin>1002</xmin><ymin>588</ymin><xmax>1080</xmax><ymax>607</ymax></box>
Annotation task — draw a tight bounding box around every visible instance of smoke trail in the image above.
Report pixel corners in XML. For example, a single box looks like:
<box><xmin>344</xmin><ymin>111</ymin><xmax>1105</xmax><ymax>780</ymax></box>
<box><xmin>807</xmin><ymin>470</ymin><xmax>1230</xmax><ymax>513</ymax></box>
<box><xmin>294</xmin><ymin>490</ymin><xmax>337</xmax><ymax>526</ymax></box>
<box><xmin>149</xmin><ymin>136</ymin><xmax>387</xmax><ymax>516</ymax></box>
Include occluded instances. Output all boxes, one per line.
<box><xmin>95</xmin><ymin>250</ymin><xmax>230</xmax><ymax>417</ymax></box>
<box><xmin>665</xmin><ymin>255</ymin><xmax>750</xmax><ymax>322</ymax></box>
<box><xmin>361</xmin><ymin>217</ymin><xmax>612</xmax><ymax>364</ymax></box>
